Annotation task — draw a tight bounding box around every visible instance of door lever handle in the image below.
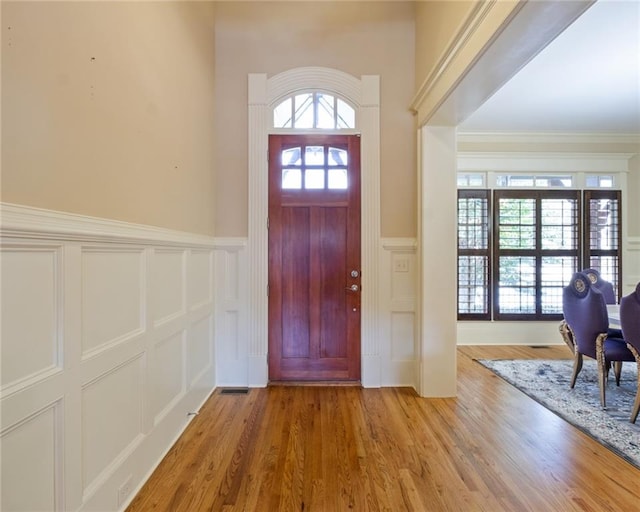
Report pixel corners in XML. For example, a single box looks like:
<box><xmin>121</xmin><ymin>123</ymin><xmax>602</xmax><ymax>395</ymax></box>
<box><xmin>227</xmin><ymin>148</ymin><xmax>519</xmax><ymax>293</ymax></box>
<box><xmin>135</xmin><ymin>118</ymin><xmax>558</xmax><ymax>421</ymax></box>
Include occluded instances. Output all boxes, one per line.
<box><xmin>346</xmin><ymin>284</ymin><xmax>359</xmax><ymax>292</ymax></box>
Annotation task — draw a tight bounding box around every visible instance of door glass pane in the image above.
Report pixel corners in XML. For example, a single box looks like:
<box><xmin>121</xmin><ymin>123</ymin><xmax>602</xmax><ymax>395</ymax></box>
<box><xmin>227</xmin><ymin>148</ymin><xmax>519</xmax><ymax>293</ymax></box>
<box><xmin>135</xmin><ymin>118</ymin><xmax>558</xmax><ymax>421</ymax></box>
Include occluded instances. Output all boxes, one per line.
<box><xmin>336</xmin><ymin>99</ymin><xmax>355</xmax><ymax>128</ymax></box>
<box><xmin>305</xmin><ymin>146</ymin><xmax>324</xmax><ymax>165</ymax></box>
<box><xmin>274</xmin><ymin>98</ymin><xmax>292</xmax><ymax>128</ymax></box>
<box><xmin>305</xmin><ymin>169</ymin><xmax>324</xmax><ymax>189</ymax></box>
<box><xmin>328</xmin><ymin>169</ymin><xmax>348</xmax><ymax>189</ymax></box>
<box><xmin>316</xmin><ymin>94</ymin><xmax>335</xmax><ymax>129</ymax></box>
<box><xmin>328</xmin><ymin>147</ymin><xmax>347</xmax><ymax>166</ymax></box>
<box><xmin>282</xmin><ymin>169</ymin><xmax>301</xmax><ymax>189</ymax></box>
<box><xmin>294</xmin><ymin>94</ymin><xmax>314</xmax><ymax>128</ymax></box>
<box><xmin>281</xmin><ymin>147</ymin><xmax>301</xmax><ymax>166</ymax></box>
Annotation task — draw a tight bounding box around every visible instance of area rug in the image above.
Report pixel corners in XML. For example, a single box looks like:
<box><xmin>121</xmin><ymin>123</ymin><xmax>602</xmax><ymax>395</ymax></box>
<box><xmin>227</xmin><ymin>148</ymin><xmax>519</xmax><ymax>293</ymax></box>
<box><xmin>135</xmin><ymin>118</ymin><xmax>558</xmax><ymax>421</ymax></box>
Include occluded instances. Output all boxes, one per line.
<box><xmin>477</xmin><ymin>358</ymin><xmax>640</xmax><ymax>470</ymax></box>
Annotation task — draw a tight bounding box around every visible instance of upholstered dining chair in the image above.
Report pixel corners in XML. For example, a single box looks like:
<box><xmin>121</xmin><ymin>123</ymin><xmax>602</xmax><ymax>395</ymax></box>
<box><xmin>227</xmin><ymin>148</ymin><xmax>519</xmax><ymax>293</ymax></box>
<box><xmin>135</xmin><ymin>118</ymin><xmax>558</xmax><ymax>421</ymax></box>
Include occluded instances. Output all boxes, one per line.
<box><xmin>560</xmin><ymin>269</ymin><xmax>619</xmax><ymax>353</ymax></box>
<box><xmin>582</xmin><ymin>268</ymin><xmax>617</xmax><ymax>304</ymax></box>
<box><xmin>562</xmin><ymin>272</ymin><xmax>633</xmax><ymax>408</ymax></box>
<box><xmin>619</xmin><ymin>282</ymin><xmax>640</xmax><ymax>423</ymax></box>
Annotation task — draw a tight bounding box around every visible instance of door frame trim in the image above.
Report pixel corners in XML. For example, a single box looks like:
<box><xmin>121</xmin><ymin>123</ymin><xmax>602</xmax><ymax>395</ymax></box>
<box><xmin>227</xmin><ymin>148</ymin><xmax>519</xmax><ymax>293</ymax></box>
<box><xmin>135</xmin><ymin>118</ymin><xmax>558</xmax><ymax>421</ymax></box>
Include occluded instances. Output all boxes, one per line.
<box><xmin>247</xmin><ymin>67</ymin><xmax>381</xmax><ymax>387</ymax></box>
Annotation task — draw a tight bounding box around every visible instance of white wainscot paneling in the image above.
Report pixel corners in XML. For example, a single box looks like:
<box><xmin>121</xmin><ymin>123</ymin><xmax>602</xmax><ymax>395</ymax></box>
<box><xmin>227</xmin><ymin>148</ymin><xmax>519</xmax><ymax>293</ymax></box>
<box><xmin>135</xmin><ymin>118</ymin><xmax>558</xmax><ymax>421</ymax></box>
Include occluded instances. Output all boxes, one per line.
<box><xmin>151</xmin><ymin>330</ymin><xmax>186</xmax><ymax>425</ymax></box>
<box><xmin>380</xmin><ymin>240</ymin><xmax>418</xmax><ymax>387</ymax></box>
<box><xmin>81</xmin><ymin>355</ymin><xmax>144</xmax><ymax>497</ymax></box>
<box><xmin>214</xmin><ymin>244</ymin><xmax>248</xmax><ymax>387</ymax></box>
<box><xmin>1</xmin><ymin>246</ymin><xmax>61</xmax><ymax>391</ymax></box>
<box><xmin>216</xmin><ymin>311</ymin><xmax>242</xmax><ymax>386</ymax></box>
<box><xmin>391</xmin><ymin>312</ymin><xmax>415</xmax><ymax>361</ymax></box>
<box><xmin>189</xmin><ymin>315</ymin><xmax>213</xmax><ymax>387</ymax></box>
<box><xmin>456</xmin><ymin>321</ymin><xmax>563</xmax><ymax>346</ymax></box>
<box><xmin>624</xmin><ymin>237</ymin><xmax>640</xmax><ymax>293</ymax></box>
<box><xmin>151</xmin><ymin>249</ymin><xmax>186</xmax><ymax>326</ymax></box>
<box><xmin>1</xmin><ymin>401</ymin><xmax>63</xmax><ymax>512</ymax></box>
<box><xmin>81</xmin><ymin>248</ymin><xmax>145</xmax><ymax>358</ymax></box>
<box><xmin>391</xmin><ymin>253</ymin><xmax>415</xmax><ymax>299</ymax></box>
<box><xmin>188</xmin><ymin>249</ymin><xmax>213</xmax><ymax>310</ymax></box>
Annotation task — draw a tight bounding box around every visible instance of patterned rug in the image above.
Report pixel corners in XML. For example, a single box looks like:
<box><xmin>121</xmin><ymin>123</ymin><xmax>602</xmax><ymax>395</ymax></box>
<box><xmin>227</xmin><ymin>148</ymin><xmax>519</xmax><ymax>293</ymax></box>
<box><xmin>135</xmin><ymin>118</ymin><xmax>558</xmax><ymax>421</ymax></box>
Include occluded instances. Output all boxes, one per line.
<box><xmin>477</xmin><ymin>358</ymin><xmax>640</xmax><ymax>470</ymax></box>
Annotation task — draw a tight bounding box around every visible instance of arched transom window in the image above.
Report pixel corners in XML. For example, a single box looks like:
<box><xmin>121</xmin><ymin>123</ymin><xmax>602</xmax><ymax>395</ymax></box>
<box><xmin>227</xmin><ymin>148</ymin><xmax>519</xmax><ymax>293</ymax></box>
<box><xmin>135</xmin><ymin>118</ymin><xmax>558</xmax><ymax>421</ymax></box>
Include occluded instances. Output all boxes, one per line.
<box><xmin>273</xmin><ymin>92</ymin><xmax>355</xmax><ymax>129</ymax></box>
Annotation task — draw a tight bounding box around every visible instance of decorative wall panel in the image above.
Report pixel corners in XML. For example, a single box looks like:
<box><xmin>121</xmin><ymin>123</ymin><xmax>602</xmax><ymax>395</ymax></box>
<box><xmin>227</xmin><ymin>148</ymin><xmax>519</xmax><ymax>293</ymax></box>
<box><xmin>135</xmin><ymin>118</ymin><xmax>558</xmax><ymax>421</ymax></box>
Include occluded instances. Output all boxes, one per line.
<box><xmin>189</xmin><ymin>250</ymin><xmax>212</xmax><ymax>309</ymax></box>
<box><xmin>81</xmin><ymin>355</ymin><xmax>144</xmax><ymax>493</ymax></box>
<box><xmin>1</xmin><ymin>402</ymin><xmax>62</xmax><ymax>512</ymax></box>
<box><xmin>1</xmin><ymin>246</ymin><xmax>61</xmax><ymax>390</ymax></box>
<box><xmin>189</xmin><ymin>315</ymin><xmax>212</xmax><ymax>386</ymax></box>
<box><xmin>151</xmin><ymin>330</ymin><xmax>186</xmax><ymax>424</ymax></box>
<box><xmin>81</xmin><ymin>248</ymin><xmax>145</xmax><ymax>358</ymax></box>
<box><xmin>391</xmin><ymin>312</ymin><xmax>415</xmax><ymax>361</ymax></box>
<box><xmin>151</xmin><ymin>249</ymin><xmax>185</xmax><ymax>326</ymax></box>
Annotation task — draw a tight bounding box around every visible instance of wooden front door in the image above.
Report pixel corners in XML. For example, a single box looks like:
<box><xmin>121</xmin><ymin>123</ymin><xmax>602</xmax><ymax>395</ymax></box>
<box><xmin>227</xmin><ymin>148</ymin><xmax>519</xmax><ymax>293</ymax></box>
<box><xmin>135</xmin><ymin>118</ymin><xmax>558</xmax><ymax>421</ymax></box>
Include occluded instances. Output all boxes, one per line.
<box><xmin>268</xmin><ymin>134</ymin><xmax>361</xmax><ymax>381</ymax></box>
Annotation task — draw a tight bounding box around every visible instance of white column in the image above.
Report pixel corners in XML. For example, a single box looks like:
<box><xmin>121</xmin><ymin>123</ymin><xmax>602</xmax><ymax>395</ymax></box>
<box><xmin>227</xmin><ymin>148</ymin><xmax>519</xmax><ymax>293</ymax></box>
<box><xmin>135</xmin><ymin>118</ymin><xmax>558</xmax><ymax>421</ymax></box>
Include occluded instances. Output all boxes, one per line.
<box><xmin>419</xmin><ymin>126</ymin><xmax>457</xmax><ymax>397</ymax></box>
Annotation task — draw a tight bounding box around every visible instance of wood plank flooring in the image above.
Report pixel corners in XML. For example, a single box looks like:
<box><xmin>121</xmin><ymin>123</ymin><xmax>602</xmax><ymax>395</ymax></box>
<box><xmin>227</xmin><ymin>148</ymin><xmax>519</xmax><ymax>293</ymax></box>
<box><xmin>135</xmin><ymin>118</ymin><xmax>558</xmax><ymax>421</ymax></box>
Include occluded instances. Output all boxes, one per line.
<box><xmin>126</xmin><ymin>346</ymin><xmax>640</xmax><ymax>511</ymax></box>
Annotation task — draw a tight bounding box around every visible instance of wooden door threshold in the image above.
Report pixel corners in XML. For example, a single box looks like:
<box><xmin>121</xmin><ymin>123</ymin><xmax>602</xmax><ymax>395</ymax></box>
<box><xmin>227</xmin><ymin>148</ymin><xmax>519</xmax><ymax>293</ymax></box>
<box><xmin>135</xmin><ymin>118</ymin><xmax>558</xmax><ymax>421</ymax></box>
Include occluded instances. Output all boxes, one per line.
<box><xmin>268</xmin><ymin>381</ymin><xmax>362</xmax><ymax>387</ymax></box>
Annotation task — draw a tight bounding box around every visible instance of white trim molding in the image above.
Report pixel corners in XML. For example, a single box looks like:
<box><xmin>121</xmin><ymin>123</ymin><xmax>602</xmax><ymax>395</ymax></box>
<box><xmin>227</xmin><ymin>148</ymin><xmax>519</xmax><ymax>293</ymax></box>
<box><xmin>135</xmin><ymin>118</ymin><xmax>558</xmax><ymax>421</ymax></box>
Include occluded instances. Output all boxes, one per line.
<box><xmin>458</xmin><ymin>131</ymin><xmax>640</xmax><ymax>146</ymax></box>
<box><xmin>0</xmin><ymin>203</ymin><xmax>217</xmax><ymax>248</ymax></box>
<box><xmin>248</xmin><ymin>67</ymin><xmax>381</xmax><ymax>387</ymax></box>
<box><xmin>457</xmin><ymin>152</ymin><xmax>635</xmax><ymax>173</ymax></box>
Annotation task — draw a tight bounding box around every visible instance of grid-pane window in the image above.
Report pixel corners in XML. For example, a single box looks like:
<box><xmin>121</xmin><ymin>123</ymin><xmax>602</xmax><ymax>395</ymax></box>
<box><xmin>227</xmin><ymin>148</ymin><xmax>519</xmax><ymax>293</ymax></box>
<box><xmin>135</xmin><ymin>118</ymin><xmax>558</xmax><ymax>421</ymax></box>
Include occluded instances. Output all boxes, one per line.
<box><xmin>584</xmin><ymin>190</ymin><xmax>621</xmax><ymax>300</ymax></box>
<box><xmin>273</xmin><ymin>93</ymin><xmax>355</xmax><ymax>130</ymax></box>
<box><xmin>497</xmin><ymin>256</ymin><xmax>535</xmax><ymax>314</ymax></box>
<box><xmin>494</xmin><ymin>190</ymin><xmax>580</xmax><ymax>320</ymax></box>
<box><xmin>457</xmin><ymin>190</ymin><xmax>490</xmax><ymax>319</ymax></box>
<box><xmin>496</xmin><ymin>175</ymin><xmax>573</xmax><ymax>188</ymax></box>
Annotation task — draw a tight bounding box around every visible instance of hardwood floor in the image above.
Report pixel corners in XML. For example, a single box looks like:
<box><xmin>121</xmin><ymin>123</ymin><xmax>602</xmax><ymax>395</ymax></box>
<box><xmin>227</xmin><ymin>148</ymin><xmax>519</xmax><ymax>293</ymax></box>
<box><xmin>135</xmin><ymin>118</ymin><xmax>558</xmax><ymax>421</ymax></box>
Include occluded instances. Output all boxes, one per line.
<box><xmin>126</xmin><ymin>346</ymin><xmax>640</xmax><ymax>511</ymax></box>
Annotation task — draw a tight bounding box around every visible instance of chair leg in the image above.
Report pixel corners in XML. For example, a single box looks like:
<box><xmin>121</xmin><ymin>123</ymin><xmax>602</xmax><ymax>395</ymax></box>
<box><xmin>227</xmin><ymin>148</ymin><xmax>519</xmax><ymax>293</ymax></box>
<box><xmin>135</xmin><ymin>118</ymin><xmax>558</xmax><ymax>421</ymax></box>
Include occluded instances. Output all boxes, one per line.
<box><xmin>570</xmin><ymin>352</ymin><xmax>583</xmax><ymax>389</ymax></box>
<box><xmin>628</xmin><ymin>344</ymin><xmax>640</xmax><ymax>423</ymax></box>
<box><xmin>596</xmin><ymin>333</ymin><xmax>608</xmax><ymax>409</ymax></box>
<box><xmin>559</xmin><ymin>321</ymin><xmax>575</xmax><ymax>353</ymax></box>
<box><xmin>598</xmin><ymin>361</ymin><xmax>607</xmax><ymax>409</ymax></box>
<box><xmin>613</xmin><ymin>361</ymin><xmax>622</xmax><ymax>386</ymax></box>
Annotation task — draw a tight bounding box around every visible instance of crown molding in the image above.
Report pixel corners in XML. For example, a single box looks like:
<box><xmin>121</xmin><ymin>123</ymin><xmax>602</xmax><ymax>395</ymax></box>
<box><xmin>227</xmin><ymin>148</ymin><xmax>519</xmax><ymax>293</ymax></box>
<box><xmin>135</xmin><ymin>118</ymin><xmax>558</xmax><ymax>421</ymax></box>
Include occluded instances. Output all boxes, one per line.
<box><xmin>0</xmin><ymin>202</ymin><xmax>217</xmax><ymax>248</ymax></box>
<box><xmin>410</xmin><ymin>1</ymin><xmax>497</xmax><ymax>115</ymax></box>
<box><xmin>457</xmin><ymin>131</ymin><xmax>640</xmax><ymax>146</ymax></box>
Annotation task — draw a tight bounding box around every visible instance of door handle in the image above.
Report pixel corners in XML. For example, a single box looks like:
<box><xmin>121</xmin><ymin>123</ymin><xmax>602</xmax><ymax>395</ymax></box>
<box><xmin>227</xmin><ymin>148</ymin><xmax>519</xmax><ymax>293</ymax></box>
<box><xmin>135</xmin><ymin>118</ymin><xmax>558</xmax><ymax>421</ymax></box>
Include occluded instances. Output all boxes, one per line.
<box><xmin>346</xmin><ymin>284</ymin><xmax>359</xmax><ymax>292</ymax></box>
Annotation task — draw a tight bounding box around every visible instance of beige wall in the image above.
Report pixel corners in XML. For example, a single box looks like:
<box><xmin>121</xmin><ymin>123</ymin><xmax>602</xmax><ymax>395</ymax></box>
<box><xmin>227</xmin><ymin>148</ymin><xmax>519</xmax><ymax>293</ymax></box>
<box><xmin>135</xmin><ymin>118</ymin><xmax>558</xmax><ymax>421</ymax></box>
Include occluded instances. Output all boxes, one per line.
<box><xmin>1</xmin><ymin>1</ymin><xmax>217</xmax><ymax>235</ymax></box>
<box><xmin>414</xmin><ymin>0</ymin><xmax>475</xmax><ymax>93</ymax></box>
<box><xmin>213</xmin><ymin>1</ymin><xmax>416</xmax><ymax>237</ymax></box>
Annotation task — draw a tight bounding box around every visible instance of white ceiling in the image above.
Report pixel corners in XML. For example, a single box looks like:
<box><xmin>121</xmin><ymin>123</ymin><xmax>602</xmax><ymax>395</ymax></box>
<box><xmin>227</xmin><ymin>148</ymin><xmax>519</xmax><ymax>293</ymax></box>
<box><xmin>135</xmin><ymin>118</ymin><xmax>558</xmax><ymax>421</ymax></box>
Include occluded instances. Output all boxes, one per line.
<box><xmin>458</xmin><ymin>0</ymin><xmax>640</xmax><ymax>134</ymax></box>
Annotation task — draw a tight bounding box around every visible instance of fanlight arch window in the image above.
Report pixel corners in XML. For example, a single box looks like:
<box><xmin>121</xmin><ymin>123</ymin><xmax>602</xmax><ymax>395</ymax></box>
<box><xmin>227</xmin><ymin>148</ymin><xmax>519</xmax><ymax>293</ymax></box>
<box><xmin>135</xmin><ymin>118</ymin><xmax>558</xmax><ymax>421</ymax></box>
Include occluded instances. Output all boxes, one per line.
<box><xmin>273</xmin><ymin>92</ymin><xmax>355</xmax><ymax>129</ymax></box>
